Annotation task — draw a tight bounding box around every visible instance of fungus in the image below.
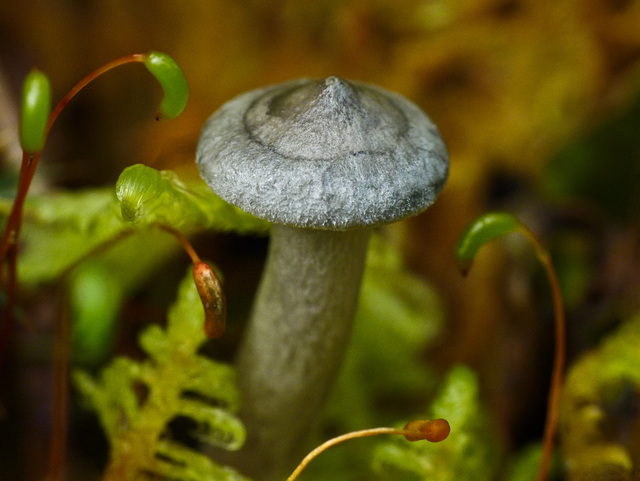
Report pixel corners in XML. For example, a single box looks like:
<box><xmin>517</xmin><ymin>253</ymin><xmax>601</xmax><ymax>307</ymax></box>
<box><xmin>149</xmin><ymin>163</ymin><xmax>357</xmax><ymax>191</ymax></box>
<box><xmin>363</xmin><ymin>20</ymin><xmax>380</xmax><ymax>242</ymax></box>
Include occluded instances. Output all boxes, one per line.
<box><xmin>196</xmin><ymin>76</ymin><xmax>448</xmax><ymax>478</ymax></box>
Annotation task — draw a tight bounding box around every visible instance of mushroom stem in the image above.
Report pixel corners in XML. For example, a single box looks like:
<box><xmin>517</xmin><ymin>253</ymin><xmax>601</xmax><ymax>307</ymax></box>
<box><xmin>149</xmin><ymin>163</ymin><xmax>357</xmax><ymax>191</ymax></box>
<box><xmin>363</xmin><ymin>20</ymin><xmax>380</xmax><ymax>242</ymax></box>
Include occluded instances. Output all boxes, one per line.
<box><xmin>236</xmin><ymin>224</ymin><xmax>371</xmax><ymax>479</ymax></box>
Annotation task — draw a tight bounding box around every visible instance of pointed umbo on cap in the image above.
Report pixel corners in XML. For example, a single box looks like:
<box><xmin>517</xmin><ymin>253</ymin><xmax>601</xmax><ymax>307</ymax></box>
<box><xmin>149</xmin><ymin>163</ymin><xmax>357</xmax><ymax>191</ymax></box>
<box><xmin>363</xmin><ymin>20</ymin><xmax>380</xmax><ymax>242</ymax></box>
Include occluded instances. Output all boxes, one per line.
<box><xmin>196</xmin><ymin>76</ymin><xmax>449</xmax><ymax>230</ymax></box>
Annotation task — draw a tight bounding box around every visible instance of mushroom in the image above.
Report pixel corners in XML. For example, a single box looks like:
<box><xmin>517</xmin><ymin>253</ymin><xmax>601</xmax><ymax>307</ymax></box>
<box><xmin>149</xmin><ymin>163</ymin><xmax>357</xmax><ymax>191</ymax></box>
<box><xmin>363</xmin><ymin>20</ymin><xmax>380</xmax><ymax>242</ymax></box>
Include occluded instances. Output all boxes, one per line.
<box><xmin>196</xmin><ymin>76</ymin><xmax>448</xmax><ymax>479</ymax></box>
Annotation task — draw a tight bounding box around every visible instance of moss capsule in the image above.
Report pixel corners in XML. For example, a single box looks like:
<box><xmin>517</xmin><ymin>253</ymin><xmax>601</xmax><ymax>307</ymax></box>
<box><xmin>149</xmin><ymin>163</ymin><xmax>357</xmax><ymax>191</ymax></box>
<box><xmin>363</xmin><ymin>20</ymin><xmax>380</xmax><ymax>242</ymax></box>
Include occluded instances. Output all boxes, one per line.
<box><xmin>143</xmin><ymin>51</ymin><xmax>188</xmax><ymax>121</ymax></box>
<box><xmin>454</xmin><ymin>211</ymin><xmax>521</xmax><ymax>275</ymax></box>
<box><xmin>193</xmin><ymin>261</ymin><xmax>226</xmax><ymax>338</ymax></box>
<box><xmin>20</xmin><ymin>69</ymin><xmax>51</xmax><ymax>154</ymax></box>
<box><xmin>403</xmin><ymin>419</ymin><xmax>451</xmax><ymax>442</ymax></box>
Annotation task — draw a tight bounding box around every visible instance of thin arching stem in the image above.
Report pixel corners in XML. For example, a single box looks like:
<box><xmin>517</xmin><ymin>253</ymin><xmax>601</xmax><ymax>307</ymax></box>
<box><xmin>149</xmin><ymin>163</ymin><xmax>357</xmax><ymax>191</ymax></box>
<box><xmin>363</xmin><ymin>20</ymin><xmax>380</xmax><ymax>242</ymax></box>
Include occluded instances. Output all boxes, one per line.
<box><xmin>518</xmin><ymin>226</ymin><xmax>566</xmax><ymax>481</ymax></box>
<box><xmin>157</xmin><ymin>225</ymin><xmax>201</xmax><ymax>264</ymax></box>
<box><xmin>0</xmin><ymin>54</ymin><xmax>149</xmax><ymax>369</ymax></box>
<box><xmin>286</xmin><ymin>419</ymin><xmax>450</xmax><ymax>481</ymax></box>
<box><xmin>14</xmin><ymin>54</ymin><xmax>147</xmax><ymax>230</ymax></box>
<box><xmin>22</xmin><ymin>55</ymin><xmax>146</xmax><ymax>190</ymax></box>
<box><xmin>455</xmin><ymin>213</ymin><xmax>566</xmax><ymax>481</ymax></box>
<box><xmin>286</xmin><ymin>428</ymin><xmax>407</xmax><ymax>481</ymax></box>
<box><xmin>0</xmin><ymin>54</ymin><xmax>147</xmax><ymax>302</ymax></box>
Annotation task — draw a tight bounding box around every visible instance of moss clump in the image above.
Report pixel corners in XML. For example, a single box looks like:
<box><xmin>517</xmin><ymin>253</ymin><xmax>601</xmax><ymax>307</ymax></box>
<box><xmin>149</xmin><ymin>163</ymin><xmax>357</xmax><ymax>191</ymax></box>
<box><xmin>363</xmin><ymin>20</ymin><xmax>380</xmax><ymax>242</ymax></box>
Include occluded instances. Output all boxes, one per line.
<box><xmin>372</xmin><ymin>365</ymin><xmax>501</xmax><ymax>481</ymax></box>
<box><xmin>74</xmin><ymin>271</ymin><xmax>249</xmax><ymax>481</ymax></box>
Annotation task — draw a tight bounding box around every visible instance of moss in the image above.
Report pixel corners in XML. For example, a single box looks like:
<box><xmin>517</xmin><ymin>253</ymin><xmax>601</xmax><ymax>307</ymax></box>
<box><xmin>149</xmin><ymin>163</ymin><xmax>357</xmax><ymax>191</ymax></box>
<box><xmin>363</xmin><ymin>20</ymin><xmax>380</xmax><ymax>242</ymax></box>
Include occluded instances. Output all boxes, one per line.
<box><xmin>372</xmin><ymin>365</ymin><xmax>501</xmax><ymax>481</ymax></box>
<box><xmin>74</xmin><ymin>271</ymin><xmax>249</xmax><ymax>481</ymax></box>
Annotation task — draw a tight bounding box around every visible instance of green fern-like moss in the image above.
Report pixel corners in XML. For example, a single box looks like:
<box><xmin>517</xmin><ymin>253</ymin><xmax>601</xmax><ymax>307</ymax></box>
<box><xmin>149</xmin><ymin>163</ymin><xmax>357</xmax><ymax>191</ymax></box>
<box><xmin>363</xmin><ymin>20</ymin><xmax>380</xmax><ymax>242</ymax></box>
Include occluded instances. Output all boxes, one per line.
<box><xmin>74</xmin><ymin>271</ymin><xmax>249</xmax><ymax>481</ymax></box>
<box><xmin>560</xmin><ymin>312</ymin><xmax>640</xmax><ymax>480</ymax></box>
<box><xmin>8</xmin><ymin>164</ymin><xmax>268</xmax><ymax>285</ymax></box>
<box><xmin>372</xmin><ymin>365</ymin><xmax>501</xmax><ymax>481</ymax></box>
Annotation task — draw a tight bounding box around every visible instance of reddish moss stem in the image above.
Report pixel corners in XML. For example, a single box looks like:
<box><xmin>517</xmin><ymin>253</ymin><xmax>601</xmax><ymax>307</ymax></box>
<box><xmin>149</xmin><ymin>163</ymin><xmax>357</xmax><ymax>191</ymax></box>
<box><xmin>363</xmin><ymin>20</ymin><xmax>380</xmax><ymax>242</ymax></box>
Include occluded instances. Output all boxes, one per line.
<box><xmin>455</xmin><ymin>213</ymin><xmax>566</xmax><ymax>481</ymax></box>
<box><xmin>157</xmin><ymin>224</ymin><xmax>201</xmax><ymax>264</ymax></box>
<box><xmin>23</xmin><ymin>54</ymin><xmax>146</xmax><ymax>202</ymax></box>
<box><xmin>0</xmin><ymin>54</ymin><xmax>147</xmax><ymax>306</ymax></box>
<box><xmin>518</xmin><ymin>226</ymin><xmax>566</xmax><ymax>481</ymax></box>
<box><xmin>47</xmin><ymin>288</ymin><xmax>71</xmax><ymax>481</ymax></box>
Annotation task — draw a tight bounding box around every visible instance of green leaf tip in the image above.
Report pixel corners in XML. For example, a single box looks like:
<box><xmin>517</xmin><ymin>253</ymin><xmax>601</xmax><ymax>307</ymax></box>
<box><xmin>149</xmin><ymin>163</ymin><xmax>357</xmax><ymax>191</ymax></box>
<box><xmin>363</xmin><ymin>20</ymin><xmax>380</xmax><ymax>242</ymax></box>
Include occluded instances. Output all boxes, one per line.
<box><xmin>115</xmin><ymin>163</ymin><xmax>164</xmax><ymax>222</ymax></box>
<box><xmin>114</xmin><ymin>163</ymin><xmax>269</xmax><ymax>233</ymax></box>
<box><xmin>454</xmin><ymin>212</ymin><xmax>522</xmax><ymax>275</ymax></box>
<box><xmin>20</xmin><ymin>69</ymin><xmax>51</xmax><ymax>153</ymax></box>
<box><xmin>143</xmin><ymin>51</ymin><xmax>188</xmax><ymax>120</ymax></box>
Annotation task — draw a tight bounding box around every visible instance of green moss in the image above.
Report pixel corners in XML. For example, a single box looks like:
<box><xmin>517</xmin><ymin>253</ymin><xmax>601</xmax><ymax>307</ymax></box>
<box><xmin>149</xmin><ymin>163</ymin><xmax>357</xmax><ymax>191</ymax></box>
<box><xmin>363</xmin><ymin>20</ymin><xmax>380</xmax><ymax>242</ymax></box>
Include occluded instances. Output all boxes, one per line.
<box><xmin>372</xmin><ymin>366</ymin><xmax>501</xmax><ymax>481</ymax></box>
<box><xmin>74</xmin><ymin>271</ymin><xmax>249</xmax><ymax>481</ymax></box>
<box><xmin>6</xmin><ymin>165</ymin><xmax>267</xmax><ymax>285</ymax></box>
<box><xmin>115</xmin><ymin>164</ymin><xmax>269</xmax><ymax>233</ymax></box>
<box><xmin>560</xmin><ymin>313</ymin><xmax>640</xmax><ymax>480</ymax></box>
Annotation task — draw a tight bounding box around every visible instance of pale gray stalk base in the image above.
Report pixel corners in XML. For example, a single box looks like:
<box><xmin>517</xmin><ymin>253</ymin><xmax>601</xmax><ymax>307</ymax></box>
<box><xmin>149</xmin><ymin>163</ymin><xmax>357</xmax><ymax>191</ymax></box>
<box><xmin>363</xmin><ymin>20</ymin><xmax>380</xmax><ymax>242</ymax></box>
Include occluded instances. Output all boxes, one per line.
<box><xmin>233</xmin><ymin>224</ymin><xmax>370</xmax><ymax>480</ymax></box>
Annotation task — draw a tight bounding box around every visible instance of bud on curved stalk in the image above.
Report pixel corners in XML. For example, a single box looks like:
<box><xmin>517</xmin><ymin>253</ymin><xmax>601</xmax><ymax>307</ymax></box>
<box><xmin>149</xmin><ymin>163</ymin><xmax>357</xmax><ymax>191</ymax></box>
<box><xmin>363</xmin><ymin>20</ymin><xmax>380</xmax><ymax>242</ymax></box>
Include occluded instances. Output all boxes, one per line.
<box><xmin>286</xmin><ymin>419</ymin><xmax>451</xmax><ymax>481</ymax></box>
<box><xmin>455</xmin><ymin>211</ymin><xmax>566</xmax><ymax>481</ymax></box>
<box><xmin>156</xmin><ymin>225</ymin><xmax>226</xmax><ymax>339</ymax></box>
<box><xmin>193</xmin><ymin>261</ymin><xmax>226</xmax><ymax>339</ymax></box>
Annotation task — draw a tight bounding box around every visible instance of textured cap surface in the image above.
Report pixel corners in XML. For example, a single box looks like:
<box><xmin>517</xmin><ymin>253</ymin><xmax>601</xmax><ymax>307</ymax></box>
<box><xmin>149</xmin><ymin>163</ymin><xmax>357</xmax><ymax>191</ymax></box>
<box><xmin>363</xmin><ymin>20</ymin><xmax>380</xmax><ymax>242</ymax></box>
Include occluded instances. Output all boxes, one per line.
<box><xmin>196</xmin><ymin>76</ymin><xmax>449</xmax><ymax>229</ymax></box>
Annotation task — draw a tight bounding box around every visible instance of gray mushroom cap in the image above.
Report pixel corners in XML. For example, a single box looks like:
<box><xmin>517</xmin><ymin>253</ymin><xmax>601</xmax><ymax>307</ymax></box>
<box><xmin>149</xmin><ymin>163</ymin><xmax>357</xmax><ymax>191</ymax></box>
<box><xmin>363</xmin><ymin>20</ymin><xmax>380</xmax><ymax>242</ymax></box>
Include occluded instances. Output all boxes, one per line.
<box><xmin>196</xmin><ymin>76</ymin><xmax>449</xmax><ymax>230</ymax></box>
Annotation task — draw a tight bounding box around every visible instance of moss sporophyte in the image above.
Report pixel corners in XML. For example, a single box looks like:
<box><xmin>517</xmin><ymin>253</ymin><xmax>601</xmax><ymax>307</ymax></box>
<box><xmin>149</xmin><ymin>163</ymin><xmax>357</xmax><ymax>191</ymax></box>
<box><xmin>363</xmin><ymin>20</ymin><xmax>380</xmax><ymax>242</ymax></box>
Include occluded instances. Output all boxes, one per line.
<box><xmin>455</xmin><ymin>212</ymin><xmax>567</xmax><ymax>481</ymax></box>
<box><xmin>1</xmin><ymin>51</ymin><xmax>189</xmax><ymax>334</ymax></box>
<box><xmin>2</xmin><ymin>52</ymin><xmax>194</xmax><ymax>481</ymax></box>
<box><xmin>285</xmin><ymin>419</ymin><xmax>451</xmax><ymax>481</ymax></box>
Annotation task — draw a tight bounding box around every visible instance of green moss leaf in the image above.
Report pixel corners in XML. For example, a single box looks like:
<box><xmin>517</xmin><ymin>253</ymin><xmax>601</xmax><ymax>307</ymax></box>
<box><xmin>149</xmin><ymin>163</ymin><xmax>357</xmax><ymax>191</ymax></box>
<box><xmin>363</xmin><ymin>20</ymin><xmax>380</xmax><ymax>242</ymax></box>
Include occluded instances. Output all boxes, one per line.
<box><xmin>115</xmin><ymin>164</ymin><xmax>269</xmax><ymax>233</ymax></box>
<box><xmin>372</xmin><ymin>366</ymin><xmax>501</xmax><ymax>481</ymax></box>
<box><xmin>4</xmin><ymin>165</ymin><xmax>267</xmax><ymax>286</ymax></box>
<box><xmin>10</xmin><ymin>188</ymin><xmax>132</xmax><ymax>284</ymax></box>
<box><xmin>504</xmin><ymin>444</ymin><xmax>544</xmax><ymax>481</ymax></box>
<box><xmin>74</xmin><ymin>270</ymin><xmax>249</xmax><ymax>480</ymax></box>
<box><xmin>560</xmin><ymin>312</ymin><xmax>640</xmax><ymax>480</ymax></box>
<box><xmin>154</xmin><ymin>440</ymin><xmax>248</xmax><ymax>481</ymax></box>
<box><xmin>69</xmin><ymin>260</ymin><xmax>124</xmax><ymax>366</ymax></box>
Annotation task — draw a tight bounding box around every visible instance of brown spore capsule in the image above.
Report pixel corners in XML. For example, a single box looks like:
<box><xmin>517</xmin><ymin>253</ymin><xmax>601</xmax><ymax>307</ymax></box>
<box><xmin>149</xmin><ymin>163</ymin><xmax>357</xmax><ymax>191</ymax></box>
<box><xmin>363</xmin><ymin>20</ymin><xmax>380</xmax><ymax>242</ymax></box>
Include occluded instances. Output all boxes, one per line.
<box><xmin>193</xmin><ymin>261</ymin><xmax>226</xmax><ymax>338</ymax></box>
<box><xmin>403</xmin><ymin>419</ymin><xmax>450</xmax><ymax>443</ymax></box>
